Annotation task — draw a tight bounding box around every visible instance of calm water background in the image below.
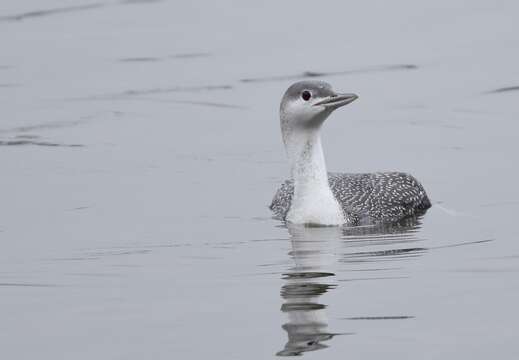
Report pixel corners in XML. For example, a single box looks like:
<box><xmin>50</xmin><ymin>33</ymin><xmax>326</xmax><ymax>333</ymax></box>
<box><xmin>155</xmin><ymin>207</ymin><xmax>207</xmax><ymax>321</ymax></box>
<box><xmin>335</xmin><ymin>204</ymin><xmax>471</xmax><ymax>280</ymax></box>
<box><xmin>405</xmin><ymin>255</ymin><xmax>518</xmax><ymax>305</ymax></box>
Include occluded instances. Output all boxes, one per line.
<box><xmin>1</xmin><ymin>1</ymin><xmax>519</xmax><ymax>358</ymax></box>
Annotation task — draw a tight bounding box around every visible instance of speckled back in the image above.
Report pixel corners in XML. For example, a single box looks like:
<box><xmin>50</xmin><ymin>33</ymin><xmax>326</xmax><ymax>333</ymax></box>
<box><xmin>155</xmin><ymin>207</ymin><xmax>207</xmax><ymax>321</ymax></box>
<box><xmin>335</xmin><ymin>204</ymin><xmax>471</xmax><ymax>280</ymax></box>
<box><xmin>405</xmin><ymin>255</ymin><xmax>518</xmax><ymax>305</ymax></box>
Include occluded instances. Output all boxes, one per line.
<box><xmin>270</xmin><ymin>172</ymin><xmax>431</xmax><ymax>226</ymax></box>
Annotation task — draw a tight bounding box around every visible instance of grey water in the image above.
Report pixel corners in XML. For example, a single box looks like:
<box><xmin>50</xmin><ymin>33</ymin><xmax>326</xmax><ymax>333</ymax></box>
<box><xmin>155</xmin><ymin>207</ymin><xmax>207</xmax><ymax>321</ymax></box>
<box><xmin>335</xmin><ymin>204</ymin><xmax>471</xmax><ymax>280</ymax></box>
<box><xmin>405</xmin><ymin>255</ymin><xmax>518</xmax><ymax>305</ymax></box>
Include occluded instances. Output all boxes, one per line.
<box><xmin>1</xmin><ymin>0</ymin><xmax>519</xmax><ymax>359</ymax></box>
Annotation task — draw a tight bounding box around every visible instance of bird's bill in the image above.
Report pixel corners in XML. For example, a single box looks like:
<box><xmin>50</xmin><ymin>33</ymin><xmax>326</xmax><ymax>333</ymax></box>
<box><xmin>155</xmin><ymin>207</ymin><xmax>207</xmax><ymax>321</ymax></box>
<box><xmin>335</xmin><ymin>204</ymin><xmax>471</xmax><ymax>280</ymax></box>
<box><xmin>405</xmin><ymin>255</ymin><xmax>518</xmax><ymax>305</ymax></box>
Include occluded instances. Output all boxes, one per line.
<box><xmin>313</xmin><ymin>93</ymin><xmax>358</xmax><ymax>109</ymax></box>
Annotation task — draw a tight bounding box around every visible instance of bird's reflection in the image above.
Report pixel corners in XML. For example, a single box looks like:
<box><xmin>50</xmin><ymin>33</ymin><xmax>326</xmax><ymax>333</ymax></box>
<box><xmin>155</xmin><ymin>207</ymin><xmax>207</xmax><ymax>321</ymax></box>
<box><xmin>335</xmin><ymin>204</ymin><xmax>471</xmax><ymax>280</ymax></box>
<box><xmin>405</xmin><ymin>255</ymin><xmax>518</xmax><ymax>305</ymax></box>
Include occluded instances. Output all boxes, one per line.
<box><xmin>277</xmin><ymin>218</ymin><xmax>424</xmax><ymax>357</ymax></box>
<box><xmin>277</xmin><ymin>225</ymin><xmax>342</xmax><ymax>356</ymax></box>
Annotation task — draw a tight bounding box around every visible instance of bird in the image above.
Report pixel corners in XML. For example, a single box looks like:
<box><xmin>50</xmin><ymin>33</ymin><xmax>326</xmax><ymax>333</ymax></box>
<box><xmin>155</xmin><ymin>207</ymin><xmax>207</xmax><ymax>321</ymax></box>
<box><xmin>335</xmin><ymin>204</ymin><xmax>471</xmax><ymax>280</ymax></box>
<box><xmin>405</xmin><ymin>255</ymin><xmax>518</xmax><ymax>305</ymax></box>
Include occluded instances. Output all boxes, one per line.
<box><xmin>270</xmin><ymin>81</ymin><xmax>431</xmax><ymax>226</ymax></box>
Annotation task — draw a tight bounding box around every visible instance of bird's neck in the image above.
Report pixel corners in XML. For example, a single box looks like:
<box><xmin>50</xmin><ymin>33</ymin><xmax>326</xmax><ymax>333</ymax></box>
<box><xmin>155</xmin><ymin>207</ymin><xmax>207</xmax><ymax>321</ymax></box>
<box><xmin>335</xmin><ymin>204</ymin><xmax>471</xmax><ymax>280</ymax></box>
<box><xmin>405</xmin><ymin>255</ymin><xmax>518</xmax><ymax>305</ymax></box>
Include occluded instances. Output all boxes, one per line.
<box><xmin>286</xmin><ymin>130</ymin><xmax>329</xmax><ymax>195</ymax></box>
<box><xmin>283</xmin><ymin>129</ymin><xmax>345</xmax><ymax>225</ymax></box>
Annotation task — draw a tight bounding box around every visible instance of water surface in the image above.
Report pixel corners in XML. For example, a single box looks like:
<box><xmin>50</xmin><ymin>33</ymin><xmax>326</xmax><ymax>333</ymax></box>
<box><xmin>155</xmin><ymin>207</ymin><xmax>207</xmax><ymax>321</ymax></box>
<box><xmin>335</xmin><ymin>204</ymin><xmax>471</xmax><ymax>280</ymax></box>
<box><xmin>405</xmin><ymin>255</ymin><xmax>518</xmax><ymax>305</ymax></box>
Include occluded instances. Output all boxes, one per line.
<box><xmin>1</xmin><ymin>1</ymin><xmax>519</xmax><ymax>359</ymax></box>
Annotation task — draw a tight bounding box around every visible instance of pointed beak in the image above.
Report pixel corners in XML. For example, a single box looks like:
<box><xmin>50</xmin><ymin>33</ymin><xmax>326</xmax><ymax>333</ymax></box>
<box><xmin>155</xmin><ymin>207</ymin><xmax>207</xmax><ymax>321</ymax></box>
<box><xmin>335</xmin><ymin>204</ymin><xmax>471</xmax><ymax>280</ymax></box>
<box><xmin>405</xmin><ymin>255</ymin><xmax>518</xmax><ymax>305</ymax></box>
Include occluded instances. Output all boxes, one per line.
<box><xmin>313</xmin><ymin>93</ymin><xmax>358</xmax><ymax>110</ymax></box>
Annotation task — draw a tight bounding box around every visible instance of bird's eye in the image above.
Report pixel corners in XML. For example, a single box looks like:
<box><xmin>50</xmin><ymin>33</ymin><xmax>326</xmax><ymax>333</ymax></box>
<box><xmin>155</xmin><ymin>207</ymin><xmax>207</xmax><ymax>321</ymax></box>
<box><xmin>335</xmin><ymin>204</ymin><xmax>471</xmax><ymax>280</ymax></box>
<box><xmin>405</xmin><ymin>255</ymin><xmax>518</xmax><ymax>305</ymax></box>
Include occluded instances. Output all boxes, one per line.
<box><xmin>301</xmin><ymin>90</ymin><xmax>311</xmax><ymax>101</ymax></box>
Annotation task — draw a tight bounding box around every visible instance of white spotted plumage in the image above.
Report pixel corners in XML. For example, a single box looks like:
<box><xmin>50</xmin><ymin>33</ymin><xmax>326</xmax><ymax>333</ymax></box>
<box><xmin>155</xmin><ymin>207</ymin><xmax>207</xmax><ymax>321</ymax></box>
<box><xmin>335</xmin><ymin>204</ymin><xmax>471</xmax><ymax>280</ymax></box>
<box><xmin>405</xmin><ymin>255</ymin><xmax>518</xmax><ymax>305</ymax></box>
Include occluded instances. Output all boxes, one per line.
<box><xmin>270</xmin><ymin>172</ymin><xmax>431</xmax><ymax>225</ymax></box>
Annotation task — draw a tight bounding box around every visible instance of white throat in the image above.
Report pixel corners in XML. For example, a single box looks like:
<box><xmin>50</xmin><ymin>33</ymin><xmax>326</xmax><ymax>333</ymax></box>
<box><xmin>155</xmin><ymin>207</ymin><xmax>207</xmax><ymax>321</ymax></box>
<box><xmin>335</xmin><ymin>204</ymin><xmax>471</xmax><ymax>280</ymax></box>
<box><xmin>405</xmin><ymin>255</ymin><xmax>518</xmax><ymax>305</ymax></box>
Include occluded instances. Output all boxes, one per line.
<box><xmin>283</xmin><ymin>127</ymin><xmax>345</xmax><ymax>225</ymax></box>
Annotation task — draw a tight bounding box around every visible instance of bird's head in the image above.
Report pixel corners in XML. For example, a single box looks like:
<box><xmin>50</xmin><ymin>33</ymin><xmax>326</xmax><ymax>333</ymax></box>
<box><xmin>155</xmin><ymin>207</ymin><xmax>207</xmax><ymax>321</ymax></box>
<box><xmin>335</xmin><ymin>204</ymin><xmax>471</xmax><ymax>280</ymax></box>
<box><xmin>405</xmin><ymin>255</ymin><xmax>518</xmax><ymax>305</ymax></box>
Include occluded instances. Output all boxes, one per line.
<box><xmin>280</xmin><ymin>80</ymin><xmax>358</xmax><ymax>133</ymax></box>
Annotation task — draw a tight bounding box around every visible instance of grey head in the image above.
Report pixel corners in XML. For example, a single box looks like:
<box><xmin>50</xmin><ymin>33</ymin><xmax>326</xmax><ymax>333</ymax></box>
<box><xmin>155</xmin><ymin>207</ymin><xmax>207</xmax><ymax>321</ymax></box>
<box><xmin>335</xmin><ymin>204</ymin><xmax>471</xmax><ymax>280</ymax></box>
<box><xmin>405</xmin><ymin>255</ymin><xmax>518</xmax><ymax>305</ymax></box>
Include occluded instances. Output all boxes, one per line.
<box><xmin>280</xmin><ymin>81</ymin><xmax>358</xmax><ymax>134</ymax></box>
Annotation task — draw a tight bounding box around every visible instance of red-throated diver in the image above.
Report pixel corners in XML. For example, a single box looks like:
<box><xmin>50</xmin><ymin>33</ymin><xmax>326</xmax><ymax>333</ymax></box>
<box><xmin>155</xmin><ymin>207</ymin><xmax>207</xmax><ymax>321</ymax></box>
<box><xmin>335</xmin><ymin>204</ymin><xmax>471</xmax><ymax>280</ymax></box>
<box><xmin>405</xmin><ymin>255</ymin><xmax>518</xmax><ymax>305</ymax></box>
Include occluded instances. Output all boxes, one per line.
<box><xmin>270</xmin><ymin>81</ymin><xmax>431</xmax><ymax>226</ymax></box>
